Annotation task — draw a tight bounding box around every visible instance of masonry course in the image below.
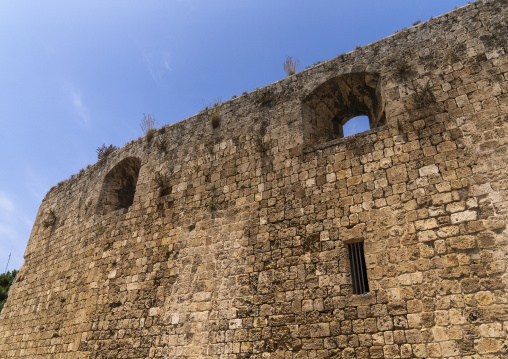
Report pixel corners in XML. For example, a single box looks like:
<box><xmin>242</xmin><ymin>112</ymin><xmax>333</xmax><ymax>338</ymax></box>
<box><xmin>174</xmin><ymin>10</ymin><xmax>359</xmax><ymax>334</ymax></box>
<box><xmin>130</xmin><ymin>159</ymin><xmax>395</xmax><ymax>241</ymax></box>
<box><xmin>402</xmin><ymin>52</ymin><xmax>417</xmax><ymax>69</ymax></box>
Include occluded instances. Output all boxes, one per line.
<box><xmin>1</xmin><ymin>0</ymin><xmax>507</xmax><ymax>358</ymax></box>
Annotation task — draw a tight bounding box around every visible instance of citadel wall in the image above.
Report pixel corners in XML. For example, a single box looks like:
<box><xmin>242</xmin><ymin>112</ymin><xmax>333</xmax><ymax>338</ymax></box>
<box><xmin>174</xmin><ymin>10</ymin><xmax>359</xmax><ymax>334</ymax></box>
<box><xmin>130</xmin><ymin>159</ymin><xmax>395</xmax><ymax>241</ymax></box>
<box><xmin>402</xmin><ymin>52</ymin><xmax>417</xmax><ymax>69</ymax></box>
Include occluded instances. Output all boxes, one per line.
<box><xmin>1</xmin><ymin>1</ymin><xmax>507</xmax><ymax>358</ymax></box>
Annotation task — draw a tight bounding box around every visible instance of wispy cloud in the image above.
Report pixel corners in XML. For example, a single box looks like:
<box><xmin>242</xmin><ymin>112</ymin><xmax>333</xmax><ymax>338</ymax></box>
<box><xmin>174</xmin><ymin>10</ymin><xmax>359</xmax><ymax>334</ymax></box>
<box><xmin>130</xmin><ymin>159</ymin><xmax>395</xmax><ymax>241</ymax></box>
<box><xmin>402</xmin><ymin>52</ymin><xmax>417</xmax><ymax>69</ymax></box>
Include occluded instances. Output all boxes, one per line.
<box><xmin>70</xmin><ymin>88</ymin><xmax>91</xmax><ymax>127</ymax></box>
<box><xmin>143</xmin><ymin>51</ymin><xmax>173</xmax><ymax>84</ymax></box>
<box><xmin>62</xmin><ymin>83</ymin><xmax>91</xmax><ymax>127</ymax></box>
<box><xmin>163</xmin><ymin>58</ymin><xmax>171</xmax><ymax>70</ymax></box>
<box><xmin>162</xmin><ymin>51</ymin><xmax>172</xmax><ymax>71</ymax></box>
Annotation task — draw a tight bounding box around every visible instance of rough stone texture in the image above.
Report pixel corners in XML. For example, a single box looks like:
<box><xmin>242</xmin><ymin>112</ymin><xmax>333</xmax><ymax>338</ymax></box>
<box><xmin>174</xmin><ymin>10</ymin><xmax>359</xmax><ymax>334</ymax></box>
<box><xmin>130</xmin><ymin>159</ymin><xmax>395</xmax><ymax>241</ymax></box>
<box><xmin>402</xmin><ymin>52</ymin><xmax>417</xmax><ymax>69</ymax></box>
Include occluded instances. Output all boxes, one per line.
<box><xmin>1</xmin><ymin>1</ymin><xmax>508</xmax><ymax>358</ymax></box>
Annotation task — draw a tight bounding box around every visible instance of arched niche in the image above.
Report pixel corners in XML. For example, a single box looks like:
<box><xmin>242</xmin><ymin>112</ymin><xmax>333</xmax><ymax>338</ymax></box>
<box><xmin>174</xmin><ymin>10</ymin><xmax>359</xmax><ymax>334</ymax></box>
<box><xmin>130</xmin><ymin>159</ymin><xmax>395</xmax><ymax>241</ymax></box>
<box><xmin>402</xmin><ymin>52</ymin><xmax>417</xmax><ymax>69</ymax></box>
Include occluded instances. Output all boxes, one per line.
<box><xmin>302</xmin><ymin>72</ymin><xmax>386</xmax><ymax>143</ymax></box>
<box><xmin>97</xmin><ymin>157</ymin><xmax>141</xmax><ymax>215</ymax></box>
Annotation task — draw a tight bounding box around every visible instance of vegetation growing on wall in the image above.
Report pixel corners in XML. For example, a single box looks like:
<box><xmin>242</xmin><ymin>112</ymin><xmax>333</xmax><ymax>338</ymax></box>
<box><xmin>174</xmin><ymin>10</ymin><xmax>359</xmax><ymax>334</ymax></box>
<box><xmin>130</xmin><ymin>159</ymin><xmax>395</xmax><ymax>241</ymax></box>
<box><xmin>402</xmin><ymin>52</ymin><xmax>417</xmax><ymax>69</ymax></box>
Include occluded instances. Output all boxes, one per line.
<box><xmin>141</xmin><ymin>113</ymin><xmax>157</xmax><ymax>141</ymax></box>
<box><xmin>255</xmin><ymin>90</ymin><xmax>272</xmax><ymax>106</ymax></box>
<box><xmin>42</xmin><ymin>209</ymin><xmax>57</xmax><ymax>228</ymax></box>
<box><xmin>96</xmin><ymin>144</ymin><xmax>118</xmax><ymax>161</ymax></box>
<box><xmin>154</xmin><ymin>173</ymin><xmax>171</xmax><ymax>196</ymax></box>
<box><xmin>412</xmin><ymin>79</ymin><xmax>436</xmax><ymax>107</ymax></box>
<box><xmin>255</xmin><ymin>137</ymin><xmax>270</xmax><ymax>153</ymax></box>
<box><xmin>283</xmin><ymin>56</ymin><xmax>299</xmax><ymax>76</ymax></box>
<box><xmin>209</xmin><ymin>100</ymin><xmax>222</xmax><ymax>129</ymax></box>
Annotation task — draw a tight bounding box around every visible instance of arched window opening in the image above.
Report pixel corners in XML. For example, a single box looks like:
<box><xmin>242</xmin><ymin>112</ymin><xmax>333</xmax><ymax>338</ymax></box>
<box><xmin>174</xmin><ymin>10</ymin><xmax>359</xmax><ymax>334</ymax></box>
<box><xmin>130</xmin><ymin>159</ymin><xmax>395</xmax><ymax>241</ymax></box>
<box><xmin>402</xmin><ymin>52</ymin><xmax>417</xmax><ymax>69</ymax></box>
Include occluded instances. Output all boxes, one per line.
<box><xmin>97</xmin><ymin>157</ymin><xmax>141</xmax><ymax>215</ymax></box>
<box><xmin>302</xmin><ymin>72</ymin><xmax>385</xmax><ymax>144</ymax></box>
<box><xmin>342</xmin><ymin>115</ymin><xmax>370</xmax><ymax>137</ymax></box>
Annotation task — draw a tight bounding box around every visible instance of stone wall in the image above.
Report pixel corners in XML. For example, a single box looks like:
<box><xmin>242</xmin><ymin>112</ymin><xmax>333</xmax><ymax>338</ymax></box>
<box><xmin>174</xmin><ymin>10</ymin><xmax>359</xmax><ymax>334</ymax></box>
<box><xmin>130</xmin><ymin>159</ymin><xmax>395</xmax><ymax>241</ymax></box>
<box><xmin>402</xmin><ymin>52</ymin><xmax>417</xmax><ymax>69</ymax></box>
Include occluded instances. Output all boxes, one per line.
<box><xmin>1</xmin><ymin>0</ymin><xmax>507</xmax><ymax>357</ymax></box>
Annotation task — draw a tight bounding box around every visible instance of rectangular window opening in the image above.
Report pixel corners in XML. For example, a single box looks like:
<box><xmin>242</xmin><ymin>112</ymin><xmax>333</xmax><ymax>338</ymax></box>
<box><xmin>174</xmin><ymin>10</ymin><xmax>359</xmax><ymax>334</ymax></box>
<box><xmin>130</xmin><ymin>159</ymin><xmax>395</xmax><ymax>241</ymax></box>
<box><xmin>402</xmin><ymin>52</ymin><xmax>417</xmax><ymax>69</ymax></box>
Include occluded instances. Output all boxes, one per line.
<box><xmin>347</xmin><ymin>241</ymin><xmax>369</xmax><ymax>294</ymax></box>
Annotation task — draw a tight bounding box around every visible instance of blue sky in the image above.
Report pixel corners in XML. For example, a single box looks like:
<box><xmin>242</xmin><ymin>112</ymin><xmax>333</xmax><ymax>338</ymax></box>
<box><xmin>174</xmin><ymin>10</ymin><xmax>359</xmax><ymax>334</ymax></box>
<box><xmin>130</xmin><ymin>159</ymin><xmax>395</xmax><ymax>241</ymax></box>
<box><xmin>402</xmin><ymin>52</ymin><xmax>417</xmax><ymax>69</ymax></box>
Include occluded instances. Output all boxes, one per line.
<box><xmin>0</xmin><ymin>0</ymin><xmax>470</xmax><ymax>272</ymax></box>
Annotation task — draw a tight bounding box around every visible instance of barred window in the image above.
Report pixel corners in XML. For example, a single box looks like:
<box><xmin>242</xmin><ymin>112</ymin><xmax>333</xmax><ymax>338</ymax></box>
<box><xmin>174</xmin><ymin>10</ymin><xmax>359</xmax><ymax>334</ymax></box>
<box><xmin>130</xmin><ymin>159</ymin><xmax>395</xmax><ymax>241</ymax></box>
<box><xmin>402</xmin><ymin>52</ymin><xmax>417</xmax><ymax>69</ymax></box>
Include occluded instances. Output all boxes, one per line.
<box><xmin>347</xmin><ymin>241</ymin><xmax>369</xmax><ymax>294</ymax></box>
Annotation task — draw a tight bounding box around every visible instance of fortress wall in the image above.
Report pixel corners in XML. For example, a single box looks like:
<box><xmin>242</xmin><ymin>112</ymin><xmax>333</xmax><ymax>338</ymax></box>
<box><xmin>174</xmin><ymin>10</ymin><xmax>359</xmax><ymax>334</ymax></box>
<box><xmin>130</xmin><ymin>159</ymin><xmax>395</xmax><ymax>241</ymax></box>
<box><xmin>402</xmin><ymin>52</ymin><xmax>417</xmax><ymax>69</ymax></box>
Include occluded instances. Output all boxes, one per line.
<box><xmin>1</xmin><ymin>0</ymin><xmax>507</xmax><ymax>357</ymax></box>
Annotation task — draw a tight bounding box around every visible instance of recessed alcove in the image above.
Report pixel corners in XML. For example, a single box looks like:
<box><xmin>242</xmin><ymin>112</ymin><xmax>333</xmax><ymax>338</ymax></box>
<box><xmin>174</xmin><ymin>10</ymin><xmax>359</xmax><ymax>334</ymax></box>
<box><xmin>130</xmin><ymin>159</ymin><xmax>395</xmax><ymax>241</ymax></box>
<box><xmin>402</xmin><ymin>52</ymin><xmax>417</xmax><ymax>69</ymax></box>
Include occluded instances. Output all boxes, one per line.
<box><xmin>302</xmin><ymin>72</ymin><xmax>386</xmax><ymax>143</ymax></box>
<box><xmin>97</xmin><ymin>157</ymin><xmax>141</xmax><ymax>215</ymax></box>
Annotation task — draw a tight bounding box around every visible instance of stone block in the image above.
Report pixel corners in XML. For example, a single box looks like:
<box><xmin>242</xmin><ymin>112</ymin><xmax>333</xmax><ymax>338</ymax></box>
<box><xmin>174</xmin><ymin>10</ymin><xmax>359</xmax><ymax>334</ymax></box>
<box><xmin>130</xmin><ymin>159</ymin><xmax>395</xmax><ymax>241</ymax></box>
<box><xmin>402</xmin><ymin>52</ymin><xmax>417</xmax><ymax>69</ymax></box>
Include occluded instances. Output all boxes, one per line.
<box><xmin>476</xmin><ymin>338</ymin><xmax>502</xmax><ymax>354</ymax></box>
<box><xmin>419</xmin><ymin>164</ymin><xmax>439</xmax><ymax>177</ymax></box>
<box><xmin>377</xmin><ymin>316</ymin><xmax>393</xmax><ymax>332</ymax></box>
<box><xmin>447</xmin><ymin>235</ymin><xmax>476</xmax><ymax>250</ymax></box>
<box><xmin>415</xmin><ymin>218</ymin><xmax>438</xmax><ymax>230</ymax></box>
<box><xmin>440</xmin><ymin>340</ymin><xmax>459</xmax><ymax>357</ymax></box>
<box><xmin>412</xmin><ymin>344</ymin><xmax>427</xmax><ymax>358</ymax></box>
<box><xmin>387</xmin><ymin>165</ymin><xmax>408</xmax><ymax>184</ymax></box>
<box><xmin>383</xmin><ymin>344</ymin><xmax>400</xmax><ymax>358</ymax></box>
<box><xmin>450</xmin><ymin>210</ymin><xmax>477</xmax><ymax>224</ymax></box>
<box><xmin>309</xmin><ymin>323</ymin><xmax>330</xmax><ymax>338</ymax></box>
<box><xmin>417</xmin><ymin>230</ymin><xmax>436</xmax><ymax>242</ymax></box>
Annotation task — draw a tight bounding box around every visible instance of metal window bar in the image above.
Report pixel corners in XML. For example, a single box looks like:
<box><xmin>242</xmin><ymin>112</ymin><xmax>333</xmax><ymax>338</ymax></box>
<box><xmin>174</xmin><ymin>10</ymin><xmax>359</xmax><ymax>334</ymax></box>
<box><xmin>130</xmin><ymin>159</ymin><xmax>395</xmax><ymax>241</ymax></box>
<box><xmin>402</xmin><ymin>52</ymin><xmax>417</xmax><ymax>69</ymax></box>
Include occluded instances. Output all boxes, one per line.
<box><xmin>347</xmin><ymin>241</ymin><xmax>369</xmax><ymax>294</ymax></box>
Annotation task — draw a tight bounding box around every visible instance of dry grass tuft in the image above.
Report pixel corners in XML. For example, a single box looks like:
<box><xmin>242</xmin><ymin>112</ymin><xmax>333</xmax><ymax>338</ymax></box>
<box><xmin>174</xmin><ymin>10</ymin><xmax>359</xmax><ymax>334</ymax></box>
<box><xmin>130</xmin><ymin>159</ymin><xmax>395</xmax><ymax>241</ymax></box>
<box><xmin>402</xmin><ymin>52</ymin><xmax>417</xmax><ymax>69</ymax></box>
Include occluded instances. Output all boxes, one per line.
<box><xmin>283</xmin><ymin>56</ymin><xmax>299</xmax><ymax>76</ymax></box>
<box><xmin>141</xmin><ymin>114</ymin><xmax>157</xmax><ymax>141</ymax></box>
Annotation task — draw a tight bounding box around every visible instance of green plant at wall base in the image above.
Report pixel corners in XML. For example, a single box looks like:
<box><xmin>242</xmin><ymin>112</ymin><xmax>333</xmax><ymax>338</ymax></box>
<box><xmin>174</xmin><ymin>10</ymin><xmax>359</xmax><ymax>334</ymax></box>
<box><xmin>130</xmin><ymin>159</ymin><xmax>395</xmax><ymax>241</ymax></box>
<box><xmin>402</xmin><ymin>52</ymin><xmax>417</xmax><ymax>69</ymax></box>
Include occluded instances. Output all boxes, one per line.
<box><xmin>0</xmin><ymin>270</ymin><xmax>18</xmax><ymax>313</ymax></box>
<box><xmin>283</xmin><ymin>56</ymin><xmax>299</xmax><ymax>76</ymax></box>
<box><xmin>42</xmin><ymin>209</ymin><xmax>56</xmax><ymax>228</ymax></box>
<box><xmin>208</xmin><ymin>199</ymin><xmax>217</xmax><ymax>210</ymax></box>
<box><xmin>96</xmin><ymin>144</ymin><xmax>118</xmax><ymax>161</ymax></box>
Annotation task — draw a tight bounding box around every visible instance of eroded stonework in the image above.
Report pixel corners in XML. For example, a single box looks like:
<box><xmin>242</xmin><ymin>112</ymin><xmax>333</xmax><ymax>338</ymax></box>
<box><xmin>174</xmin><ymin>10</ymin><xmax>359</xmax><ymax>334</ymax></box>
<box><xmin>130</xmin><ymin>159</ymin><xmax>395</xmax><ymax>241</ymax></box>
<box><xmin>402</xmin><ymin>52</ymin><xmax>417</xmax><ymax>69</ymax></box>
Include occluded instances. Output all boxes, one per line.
<box><xmin>1</xmin><ymin>1</ymin><xmax>507</xmax><ymax>358</ymax></box>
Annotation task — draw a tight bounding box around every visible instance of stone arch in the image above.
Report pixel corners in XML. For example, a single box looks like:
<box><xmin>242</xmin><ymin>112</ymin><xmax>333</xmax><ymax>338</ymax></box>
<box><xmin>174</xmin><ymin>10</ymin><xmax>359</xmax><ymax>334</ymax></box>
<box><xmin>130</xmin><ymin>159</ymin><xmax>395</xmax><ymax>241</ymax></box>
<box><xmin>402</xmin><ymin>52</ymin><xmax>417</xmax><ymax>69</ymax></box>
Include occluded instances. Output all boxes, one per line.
<box><xmin>302</xmin><ymin>72</ymin><xmax>386</xmax><ymax>143</ymax></box>
<box><xmin>97</xmin><ymin>157</ymin><xmax>142</xmax><ymax>215</ymax></box>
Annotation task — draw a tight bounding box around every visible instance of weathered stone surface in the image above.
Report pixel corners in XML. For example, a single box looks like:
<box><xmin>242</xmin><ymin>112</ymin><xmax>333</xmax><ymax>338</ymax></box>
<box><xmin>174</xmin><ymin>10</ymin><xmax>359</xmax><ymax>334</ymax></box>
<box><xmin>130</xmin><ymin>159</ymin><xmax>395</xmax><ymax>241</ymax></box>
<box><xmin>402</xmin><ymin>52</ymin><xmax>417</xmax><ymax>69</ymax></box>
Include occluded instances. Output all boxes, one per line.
<box><xmin>1</xmin><ymin>1</ymin><xmax>508</xmax><ymax>358</ymax></box>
